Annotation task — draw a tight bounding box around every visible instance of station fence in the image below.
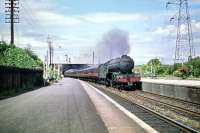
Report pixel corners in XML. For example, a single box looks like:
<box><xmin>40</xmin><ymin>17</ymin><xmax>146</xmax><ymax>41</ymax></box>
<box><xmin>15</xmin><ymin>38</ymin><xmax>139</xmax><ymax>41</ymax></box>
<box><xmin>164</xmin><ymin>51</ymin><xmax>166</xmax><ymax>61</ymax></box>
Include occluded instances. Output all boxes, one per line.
<box><xmin>0</xmin><ymin>65</ymin><xmax>43</xmax><ymax>95</ymax></box>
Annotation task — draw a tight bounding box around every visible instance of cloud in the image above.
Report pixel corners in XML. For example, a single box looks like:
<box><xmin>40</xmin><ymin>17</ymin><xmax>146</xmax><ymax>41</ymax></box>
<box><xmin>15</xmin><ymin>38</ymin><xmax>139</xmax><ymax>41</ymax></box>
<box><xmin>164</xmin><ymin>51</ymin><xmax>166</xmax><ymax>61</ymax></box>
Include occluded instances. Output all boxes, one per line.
<box><xmin>36</xmin><ymin>11</ymin><xmax>82</xmax><ymax>26</ymax></box>
<box><xmin>1</xmin><ymin>0</ymin><xmax>199</xmax><ymax>65</ymax></box>
<box><xmin>128</xmin><ymin>19</ymin><xmax>200</xmax><ymax>64</ymax></box>
<box><xmin>153</xmin><ymin>25</ymin><xmax>176</xmax><ymax>36</ymax></box>
<box><xmin>192</xmin><ymin>20</ymin><xmax>200</xmax><ymax>33</ymax></box>
<box><xmin>150</xmin><ymin>20</ymin><xmax>200</xmax><ymax>38</ymax></box>
<box><xmin>191</xmin><ymin>0</ymin><xmax>200</xmax><ymax>4</ymax></box>
<box><xmin>29</xmin><ymin>11</ymin><xmax>150</xmax><ymax>27</ymax></box>
<box><xmin>80</xmin><ymin>12</ymin><xmax>149</xmax><ymax>24</ymax></box>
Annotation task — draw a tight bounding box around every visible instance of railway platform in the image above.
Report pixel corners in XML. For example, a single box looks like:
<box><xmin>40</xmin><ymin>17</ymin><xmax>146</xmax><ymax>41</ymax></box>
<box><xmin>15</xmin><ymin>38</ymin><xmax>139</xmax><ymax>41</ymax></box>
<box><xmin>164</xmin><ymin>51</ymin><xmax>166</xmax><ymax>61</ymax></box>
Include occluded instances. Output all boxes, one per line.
<box><xmin>141</xmin><ymin>78</ymin><xmax>200</xmax><ymax>103</ymax></box>
<box><xmin>0</xmin><ymin>78</ymin><xmax>156</xmax><ymax>133</ymax></box>
<box><xmin>141</xmin><ymin>78</ymin><xmax>200</xmax><ymax>88</ymax></box>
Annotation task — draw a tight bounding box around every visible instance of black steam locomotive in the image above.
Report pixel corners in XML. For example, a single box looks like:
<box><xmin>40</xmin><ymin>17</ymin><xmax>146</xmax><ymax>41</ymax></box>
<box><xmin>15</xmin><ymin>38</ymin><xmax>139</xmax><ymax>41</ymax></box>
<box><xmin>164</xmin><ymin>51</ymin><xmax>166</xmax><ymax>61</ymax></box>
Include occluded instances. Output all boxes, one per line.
<box><xmin>64</xmin><ymin>55</ymin><xmax>141</xmax><ymax>90</ymax></box>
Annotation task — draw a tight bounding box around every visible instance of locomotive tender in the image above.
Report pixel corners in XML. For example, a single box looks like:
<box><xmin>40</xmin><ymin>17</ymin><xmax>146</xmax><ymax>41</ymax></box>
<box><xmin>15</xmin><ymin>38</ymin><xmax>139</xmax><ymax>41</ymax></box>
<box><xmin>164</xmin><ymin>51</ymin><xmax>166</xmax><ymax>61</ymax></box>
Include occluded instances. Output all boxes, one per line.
<box><xmin>64</xmin><ymin>55</ymin><xmax>141</xmax><ymax>90</ymax></box>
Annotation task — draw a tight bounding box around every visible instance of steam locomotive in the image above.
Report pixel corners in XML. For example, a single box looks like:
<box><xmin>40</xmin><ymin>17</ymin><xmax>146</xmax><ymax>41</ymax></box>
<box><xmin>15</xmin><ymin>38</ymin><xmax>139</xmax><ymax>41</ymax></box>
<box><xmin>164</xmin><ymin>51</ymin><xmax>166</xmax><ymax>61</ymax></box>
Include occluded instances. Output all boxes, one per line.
<box><xmin>64</xmin><ymin>55</ymin><xmax>141</xmax><ymax>90</ymax></box>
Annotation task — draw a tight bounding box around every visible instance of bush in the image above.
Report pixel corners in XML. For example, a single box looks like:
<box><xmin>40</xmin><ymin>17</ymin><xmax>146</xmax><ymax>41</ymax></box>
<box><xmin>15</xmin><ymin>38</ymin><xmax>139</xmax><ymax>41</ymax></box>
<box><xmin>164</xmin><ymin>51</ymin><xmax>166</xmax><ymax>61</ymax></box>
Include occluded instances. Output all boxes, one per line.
<box><xmin>48</xmin><ymin>67</ymin><xmax>61</xmax><ymax>81</ymax></box>
<box><xmin>136</xmin><ymin>57</ymin><xmax>200</xmax><ymax>79</ymax></box>
<box><xmin>173</xmin><ymin>65</ymin><xmax>190</xmax><ymax>79</ymax></box>
<box><xmin>0</xmin><ymin>42</ymin><xmax>43</xmax><ymax>69</ymax></box>
<box><xmin>0</xmin><ymin>42</ymin><xmax>10</xmax><ymax>64</ymax></box>
<box><xmin>185</xmin><ymin>57</ymin><xmax>200</xmax><ymax>77</ymax></box>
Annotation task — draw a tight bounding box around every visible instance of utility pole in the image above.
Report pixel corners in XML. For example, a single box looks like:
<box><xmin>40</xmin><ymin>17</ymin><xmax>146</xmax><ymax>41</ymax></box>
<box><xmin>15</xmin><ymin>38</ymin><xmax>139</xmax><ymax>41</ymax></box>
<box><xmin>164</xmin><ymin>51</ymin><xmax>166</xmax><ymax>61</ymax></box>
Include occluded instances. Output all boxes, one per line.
<box><xmin>47</xmin><ymin>36</ymin><xmax>53</xmax><ymax>66</ymax></box>
<box><xmin>166</xmin><ymin>0</ymin><xmax>195</xmax><ymax>64</ymax></box>
<box><xmin>44</xmin><ymin>50</ymin><xmax>49</xmax><ymax>81</ymax></box>
<box><xmin>151</xmin><ymin>61</ymin><xmax>153</xmax><ymax>78</ymax></box>
<box><xmin>5</xmin><ymin>0</ymin><xmax>19</xmax><ymax>45</ymax></box>
<box><xmin>65</xmin><ymin>54</ymin><xmax>68</xmax><ymax>64</ymax></box>
<box><xmin>92</xmin><ymin>51</ymin><xmax>94</xmax><ymax>64</ymax></box>
<box><xmin>46</xmin><ymin>50</ymin><xmax>49</xmax><ymax>67</ymax></box>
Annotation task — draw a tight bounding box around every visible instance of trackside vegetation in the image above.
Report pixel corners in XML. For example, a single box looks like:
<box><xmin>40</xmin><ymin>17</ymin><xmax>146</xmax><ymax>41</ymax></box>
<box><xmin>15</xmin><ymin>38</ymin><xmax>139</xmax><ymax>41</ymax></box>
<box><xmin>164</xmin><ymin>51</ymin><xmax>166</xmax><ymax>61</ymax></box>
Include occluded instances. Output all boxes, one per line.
<box><xmin>0</xmin><ymin>41</ymin><xmax>43</xmax><ymax>69</ymax></box>
<box><xmin>135</xmin><ymin>58</ymin><xmax>200</xmax><ymax>79</ymax></box>
<box><xmin>0</xmin><ymin>42</ymin><xmax>43</xmax><ymax>99</ymax></box>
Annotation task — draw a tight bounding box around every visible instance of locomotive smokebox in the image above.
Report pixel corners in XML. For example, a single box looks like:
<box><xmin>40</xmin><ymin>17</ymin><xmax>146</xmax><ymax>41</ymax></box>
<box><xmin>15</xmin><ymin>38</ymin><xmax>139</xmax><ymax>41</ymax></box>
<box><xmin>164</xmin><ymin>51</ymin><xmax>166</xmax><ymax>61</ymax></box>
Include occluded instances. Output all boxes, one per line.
<box><xmin>107</xmin><ymin>55</ymin><xmax>134</xmax><ymax>74</ymax></box>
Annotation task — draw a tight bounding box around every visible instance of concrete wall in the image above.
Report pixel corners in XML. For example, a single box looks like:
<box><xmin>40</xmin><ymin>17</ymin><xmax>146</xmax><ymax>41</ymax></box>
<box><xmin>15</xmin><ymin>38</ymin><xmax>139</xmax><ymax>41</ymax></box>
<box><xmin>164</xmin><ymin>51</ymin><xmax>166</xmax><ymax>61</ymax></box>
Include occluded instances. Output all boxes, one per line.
<box><xmin>142</xmin><ymin>82</ymin><xmax>200</xmax><ymax>104</ymax></box>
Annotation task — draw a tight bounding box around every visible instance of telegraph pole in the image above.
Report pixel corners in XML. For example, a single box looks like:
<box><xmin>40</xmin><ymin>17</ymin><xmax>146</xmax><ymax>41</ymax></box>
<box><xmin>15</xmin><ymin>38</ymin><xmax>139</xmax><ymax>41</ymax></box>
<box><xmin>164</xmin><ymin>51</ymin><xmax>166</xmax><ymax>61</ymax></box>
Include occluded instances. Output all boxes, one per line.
<box><xmin>5</xmin><ymin>0</ymin><xmax>19</xmax><ymax>45</ymax></box>
<box><xmin>65</xmin><ymin>54</ymin><xmax>68</xmax><ymax>64</ymax></box>
<box><xmin>92</xmin><ymin>51</ymin><xmax>94</xmax><ymax>64</ymax></box>
<box><xmin>46</xmin><ymin>50</ymin><xmax>49</xmax><ymax>68</ymax></box>
<box><xmin>47</xmin><ymin>36</ymin><xmax>53</xmax><ymax>66</ymax></box>
<box><xmin>10</xmin><ymin>0</ymin><xmax>14</xmax><ymax>45</ymax></box>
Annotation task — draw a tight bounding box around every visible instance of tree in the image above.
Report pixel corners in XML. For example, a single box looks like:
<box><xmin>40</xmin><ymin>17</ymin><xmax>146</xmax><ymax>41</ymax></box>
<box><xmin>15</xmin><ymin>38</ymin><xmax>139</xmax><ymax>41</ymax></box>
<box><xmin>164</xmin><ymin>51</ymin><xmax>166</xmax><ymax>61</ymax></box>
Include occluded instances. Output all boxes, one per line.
<box><xmin>185</xmin><ymin>57</ymin><xmax>200</xmax><ymax>77</ymax></box>
<box><xmin>147</xmin><ymin>58</ymin><xmax>162</xmax><ymax>76</ymax></box>
<box><xmin>147</xmin><ymin>58</ymin><xmax>161</xmax><ymax>66</ymax></box>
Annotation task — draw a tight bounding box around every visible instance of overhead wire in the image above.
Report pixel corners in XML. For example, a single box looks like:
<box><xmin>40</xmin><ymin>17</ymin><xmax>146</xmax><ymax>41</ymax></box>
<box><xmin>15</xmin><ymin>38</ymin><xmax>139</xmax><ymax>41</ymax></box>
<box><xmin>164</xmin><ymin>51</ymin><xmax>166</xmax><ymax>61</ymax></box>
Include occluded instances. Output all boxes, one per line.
<box><xmin>16</xmin><ymin>0</ymin><xmax>50</xmax><ymax>59</ymax></box>
<box><xmin>20</xmin><ymin>2</ymin><xmax>46</xmax><ymax>35</ymax></box>
<box><xmin>19</xmin><ymin>0</ymin><xmax>73</xmax><ymax>63</ymax></box>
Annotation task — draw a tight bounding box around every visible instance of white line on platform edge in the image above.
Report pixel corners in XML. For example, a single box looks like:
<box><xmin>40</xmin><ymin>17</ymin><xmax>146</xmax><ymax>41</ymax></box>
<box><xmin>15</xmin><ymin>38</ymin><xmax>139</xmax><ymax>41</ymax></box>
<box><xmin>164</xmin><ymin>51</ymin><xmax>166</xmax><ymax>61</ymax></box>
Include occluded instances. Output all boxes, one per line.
<box><xmin>80</xmin><ymin>81</ymin><xmax>159</xmax><ymax>133</ymax></box>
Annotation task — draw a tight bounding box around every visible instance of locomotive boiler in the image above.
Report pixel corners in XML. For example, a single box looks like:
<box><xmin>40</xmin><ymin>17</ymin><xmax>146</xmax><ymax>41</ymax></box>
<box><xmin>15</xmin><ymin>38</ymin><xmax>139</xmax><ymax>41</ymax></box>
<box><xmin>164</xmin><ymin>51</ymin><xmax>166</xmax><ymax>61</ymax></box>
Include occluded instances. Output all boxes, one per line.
<box><xmin>107</xmin><ymin>55</ymin><xmax>134</xmax><ymax>73</ymax></box>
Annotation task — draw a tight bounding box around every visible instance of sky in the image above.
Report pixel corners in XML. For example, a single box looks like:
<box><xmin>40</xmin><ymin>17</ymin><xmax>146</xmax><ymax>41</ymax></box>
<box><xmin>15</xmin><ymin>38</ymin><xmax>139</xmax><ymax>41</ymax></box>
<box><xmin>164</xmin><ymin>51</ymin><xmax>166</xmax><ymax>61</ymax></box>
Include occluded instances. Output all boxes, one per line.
<box><xmin>0</xmin><ymin>0</ymin><xmax>200</xmax><ymax>64</ymax></box>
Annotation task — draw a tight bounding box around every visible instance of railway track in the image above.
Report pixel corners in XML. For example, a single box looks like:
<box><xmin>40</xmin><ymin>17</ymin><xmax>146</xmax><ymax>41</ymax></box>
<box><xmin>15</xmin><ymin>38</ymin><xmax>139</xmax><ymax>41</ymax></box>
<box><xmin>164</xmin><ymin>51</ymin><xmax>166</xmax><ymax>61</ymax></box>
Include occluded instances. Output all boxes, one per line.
<box><xmin>90</xmin><ymin>83</ymin><xmax>200</xmax><ymax>133</ymax></box>
<box><xmin>130</xmin><ymin>91</ymin><xmax>200</xmax><ymax>117</ymax></box>
<box><xmin>134</xmin><ymin>91</ymin><xmax>200</xmax><ymax>114</ymax></box>
<box><xmin>122</xmin><ymin>91</ymin><xmax>200</xmax><ymax>131</ymax></box>
<box><xmin>123</xmin><ymin>91</ymin><xmax>200</xmax><ymax>120</ymax></box>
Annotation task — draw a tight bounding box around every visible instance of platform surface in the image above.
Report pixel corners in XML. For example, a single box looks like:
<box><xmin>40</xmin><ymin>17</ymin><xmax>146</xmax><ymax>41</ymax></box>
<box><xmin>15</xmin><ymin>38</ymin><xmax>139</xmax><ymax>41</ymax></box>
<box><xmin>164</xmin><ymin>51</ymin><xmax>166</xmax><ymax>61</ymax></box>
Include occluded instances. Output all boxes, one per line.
<box><xmin>142</xmin><ymin>78</ymin><xmax>200</xmax><ymax>88</ymax></box>
<box><xmin>80</xmin><ymin>81</ymin><xmax>152</xmax><ymax>133</ymax></box>
<box><xmin>0</xmin><ymin>78</ymin><xmax>108</xmax><ymax>133</ymax></box>
<box><xmin>0</xmin><ymin>78</ymin><xmax>151</xmax><ymax>133</ymax></box>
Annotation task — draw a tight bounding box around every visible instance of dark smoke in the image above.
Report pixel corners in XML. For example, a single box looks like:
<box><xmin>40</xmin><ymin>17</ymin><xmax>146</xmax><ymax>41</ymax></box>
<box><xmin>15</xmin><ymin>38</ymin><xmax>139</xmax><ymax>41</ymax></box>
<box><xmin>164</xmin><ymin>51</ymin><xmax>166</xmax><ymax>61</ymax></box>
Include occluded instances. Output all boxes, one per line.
<box><xmin>96</xmin><ymin>29</ymin><xmax>130</xmax><ymax>63</ymax></box>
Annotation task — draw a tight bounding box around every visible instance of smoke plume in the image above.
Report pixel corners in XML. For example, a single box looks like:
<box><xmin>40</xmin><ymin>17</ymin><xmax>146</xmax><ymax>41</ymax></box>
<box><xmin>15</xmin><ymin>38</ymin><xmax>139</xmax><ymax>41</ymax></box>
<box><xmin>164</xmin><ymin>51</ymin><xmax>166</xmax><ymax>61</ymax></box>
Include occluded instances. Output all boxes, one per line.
<box><xmin>96</xmin><ymin>29</ymin><xmax>130</xmax><ymax>63</ymax></box>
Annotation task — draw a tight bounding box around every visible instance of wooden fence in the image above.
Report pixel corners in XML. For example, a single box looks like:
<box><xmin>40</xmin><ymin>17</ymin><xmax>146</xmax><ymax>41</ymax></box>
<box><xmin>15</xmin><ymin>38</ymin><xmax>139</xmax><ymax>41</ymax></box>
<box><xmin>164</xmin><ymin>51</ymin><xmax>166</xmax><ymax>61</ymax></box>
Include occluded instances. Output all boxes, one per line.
<box><xmin>0</xmin><ymin>65</ymin><xmax>43</xmax><ymax>94</ymax></box>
